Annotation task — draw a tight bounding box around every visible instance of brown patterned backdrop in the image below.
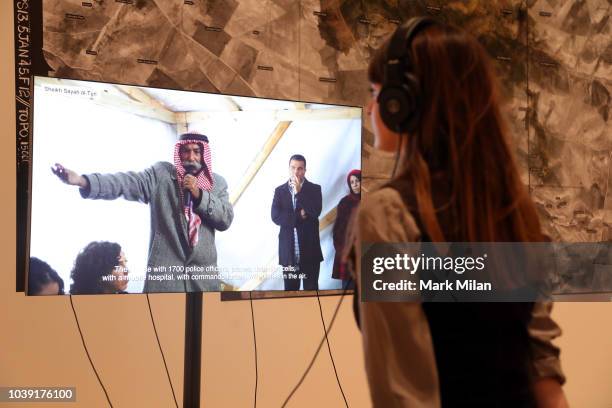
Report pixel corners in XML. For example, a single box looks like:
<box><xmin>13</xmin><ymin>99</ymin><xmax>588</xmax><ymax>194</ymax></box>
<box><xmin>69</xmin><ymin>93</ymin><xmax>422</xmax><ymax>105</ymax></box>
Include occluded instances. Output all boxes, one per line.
<box><xmin>42</xmin><ymin>0</ymin><xmax>611</xmax><ymax>245</ymax></box>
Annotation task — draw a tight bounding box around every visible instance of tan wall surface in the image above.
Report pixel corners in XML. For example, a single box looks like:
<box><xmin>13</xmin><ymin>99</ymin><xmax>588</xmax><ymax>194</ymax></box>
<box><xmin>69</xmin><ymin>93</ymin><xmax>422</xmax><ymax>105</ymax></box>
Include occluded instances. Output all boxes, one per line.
<box><xmin>553</xmin><ymin>302</ymin><xmax>612</xmax><ymax>407</ymax></box>
<box><xmin>0</xmin><ymin>2</ymin><xmax>370</xmax><ymax>407</ymax></box>
<box><xmin>0</xmin><ymin>2</ymin><xmax>610</xmax><ymax>407</ymax></box>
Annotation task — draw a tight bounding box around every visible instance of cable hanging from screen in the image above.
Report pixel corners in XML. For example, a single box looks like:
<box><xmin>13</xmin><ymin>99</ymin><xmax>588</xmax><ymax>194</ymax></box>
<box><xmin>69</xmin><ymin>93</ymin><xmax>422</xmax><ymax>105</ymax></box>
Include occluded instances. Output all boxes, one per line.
<box><xmin>316</xmin><ymin>289</ymin><xmax>349</xmax><ymax>407</ymax></box>
<box><xmin>280</xmin><ymin>282</ymin><xmax>351</xmax><ymax>408</ymax></box>
<box><xmin>146</xmin><ymin>294</ymin><xmax>179</xmax><ymax>408</ymax></box>
<box><xmin>249</xmin><ymin>291</ymin><xmax>259</xmax><ymax>408</ymax></box>
<box><xmin>69</xmin><ymin>295</ymin><xmax>113</xmax><ymax>408</ymax></box>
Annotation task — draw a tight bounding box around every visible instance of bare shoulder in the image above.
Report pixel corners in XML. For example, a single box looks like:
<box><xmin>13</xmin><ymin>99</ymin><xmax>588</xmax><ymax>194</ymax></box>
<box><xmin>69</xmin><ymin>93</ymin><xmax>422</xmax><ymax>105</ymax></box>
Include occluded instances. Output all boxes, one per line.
<box><xmin>359</xmin><ymin>187</ymin><xmax>421</xmax><ymax>243</ymax></box>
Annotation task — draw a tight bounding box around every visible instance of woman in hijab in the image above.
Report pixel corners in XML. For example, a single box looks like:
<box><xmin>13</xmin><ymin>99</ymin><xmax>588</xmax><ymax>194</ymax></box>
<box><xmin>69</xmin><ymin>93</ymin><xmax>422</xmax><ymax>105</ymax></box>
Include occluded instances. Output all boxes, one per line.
<box><xmin>332</xmin><ymin>169</ymin><xmax>361</xmax><ymax>289</ymax></box>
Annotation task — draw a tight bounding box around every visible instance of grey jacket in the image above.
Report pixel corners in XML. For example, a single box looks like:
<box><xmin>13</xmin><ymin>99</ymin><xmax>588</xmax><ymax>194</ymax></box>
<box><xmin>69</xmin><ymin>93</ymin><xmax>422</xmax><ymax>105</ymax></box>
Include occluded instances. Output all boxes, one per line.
<box><xmin>81</xmin><ymin>161</ymin><xmax>234</xmax><ymax>292</ymax></box>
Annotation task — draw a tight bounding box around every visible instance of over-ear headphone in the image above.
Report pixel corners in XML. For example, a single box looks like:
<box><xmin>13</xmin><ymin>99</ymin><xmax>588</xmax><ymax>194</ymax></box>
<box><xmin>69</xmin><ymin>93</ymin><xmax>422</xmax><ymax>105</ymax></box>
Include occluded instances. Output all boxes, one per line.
<box><xmin>377</xmin><ymin>17</ymin><xmax>438</xmax><ymax>133</ymax></box>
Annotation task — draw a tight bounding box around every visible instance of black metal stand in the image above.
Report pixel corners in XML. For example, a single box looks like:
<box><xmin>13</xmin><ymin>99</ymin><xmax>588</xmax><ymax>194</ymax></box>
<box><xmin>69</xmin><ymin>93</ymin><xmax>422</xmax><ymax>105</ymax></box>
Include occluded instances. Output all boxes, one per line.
<box><xmin>183</xmin><ymin>292</ymin><xmax>203</xmax><ymax>408</ymax></box>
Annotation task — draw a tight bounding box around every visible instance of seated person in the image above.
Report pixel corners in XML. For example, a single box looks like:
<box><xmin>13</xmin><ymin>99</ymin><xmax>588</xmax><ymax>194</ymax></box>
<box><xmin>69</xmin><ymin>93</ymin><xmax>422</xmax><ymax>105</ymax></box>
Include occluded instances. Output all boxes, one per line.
<box><xmin>28</xmin><ymin>257</ymin><xmax>65</xmax><ymax>295</ymax></box>
<box><xmin>70</xmin><ymin>242</ymin><xmax>129</xmax><ymax>294</ymax></box>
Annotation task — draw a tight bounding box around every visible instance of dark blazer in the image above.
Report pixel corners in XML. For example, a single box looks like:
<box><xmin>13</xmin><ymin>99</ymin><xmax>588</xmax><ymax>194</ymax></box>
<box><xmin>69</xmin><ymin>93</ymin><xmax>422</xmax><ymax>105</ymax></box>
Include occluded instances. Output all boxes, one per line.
<box><xmin>271</xmin><ymin>179</ymin><xmax>324</xmax><ymax>266</ymax></box>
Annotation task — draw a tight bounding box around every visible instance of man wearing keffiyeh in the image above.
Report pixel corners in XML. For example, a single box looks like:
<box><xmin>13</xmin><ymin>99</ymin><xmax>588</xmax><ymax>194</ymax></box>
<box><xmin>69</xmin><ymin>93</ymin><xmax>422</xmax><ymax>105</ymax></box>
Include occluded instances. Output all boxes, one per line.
<box><xmin>174</xmin><ymin>135</ymin><xmax>215</xmax><ymax>248</ymax></box>
<box><xmin>52</xmin><ymin>133</ymin><xmax>234</xmax><ymax>293</ymax></box>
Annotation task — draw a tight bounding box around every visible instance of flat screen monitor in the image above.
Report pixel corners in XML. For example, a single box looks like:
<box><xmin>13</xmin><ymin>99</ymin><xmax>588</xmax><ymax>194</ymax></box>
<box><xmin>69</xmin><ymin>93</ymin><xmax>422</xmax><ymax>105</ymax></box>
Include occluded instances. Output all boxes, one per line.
<box><xmin>27</xmin><ymin>76</ymin><xmax>362</xmax><ymax>295</ymax></box>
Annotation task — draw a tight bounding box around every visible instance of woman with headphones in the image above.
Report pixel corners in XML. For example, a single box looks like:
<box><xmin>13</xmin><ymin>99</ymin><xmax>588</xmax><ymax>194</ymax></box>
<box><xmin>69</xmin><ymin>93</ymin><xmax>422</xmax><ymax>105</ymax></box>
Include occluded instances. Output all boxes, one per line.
<box><xmin>357</xmin><ymin>17</ymin><xmax>568</xmax><ymax>407</ymax></box>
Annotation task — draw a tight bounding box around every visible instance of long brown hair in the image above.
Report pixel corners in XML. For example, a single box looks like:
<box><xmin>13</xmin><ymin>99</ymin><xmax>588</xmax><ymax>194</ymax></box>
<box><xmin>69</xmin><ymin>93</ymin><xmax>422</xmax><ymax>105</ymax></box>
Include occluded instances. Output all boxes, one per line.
<box><xmin>369</xmin><ymin>23</ymin><xmax>543</xmax><ymax>242</ymax></box>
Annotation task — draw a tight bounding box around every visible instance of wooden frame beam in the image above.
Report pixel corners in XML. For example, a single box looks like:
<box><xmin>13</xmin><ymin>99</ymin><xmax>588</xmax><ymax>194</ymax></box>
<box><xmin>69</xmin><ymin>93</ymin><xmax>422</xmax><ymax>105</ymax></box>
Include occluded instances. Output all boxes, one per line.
<box><xmin>184</xmin><ymin>106</ymin><xmax>361</xmax><ymax>123</ymax></box>
<box><xmin>223</xmin><ymin>96</ymin><xmax>241</xmax><ymax>111</ymax></box>
<box><xmin>229</xmin><ymin>121</ymin><xmax>292</xmax><ymax>205</ymax></box>
<box><xmin>114</xmin><ymin>85</ymin><xmax>171</xmax><ymax>111</ymax></box>
<box><xmin>34</xmin><ymin>77</ymin><xmax>176</xmax><ymax>123</ymax></box>
<box><xmin>35</xmin><ymin>78</ymin><xmax>361</xmax><ymax>128</ymax></box>
<box><xmin>175</xmin><ymin>112</ymin><xmax>189</xmax><ymax>135</ymax></box>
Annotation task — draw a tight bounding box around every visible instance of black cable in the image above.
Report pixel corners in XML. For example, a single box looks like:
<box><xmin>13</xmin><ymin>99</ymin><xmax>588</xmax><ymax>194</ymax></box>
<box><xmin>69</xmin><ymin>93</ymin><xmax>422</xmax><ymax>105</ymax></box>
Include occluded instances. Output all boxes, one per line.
<box><xmin>280</xmin><ymin>286</ymin><xmax>350</xmax><ymax>408</ymax></box>
<box><xmin>249</xmin><ymin>291</ymin><xmax>258</xmax><ymax>408</ymax></box>
<box><xmin>69</xmin><ymin>295</ymin><xmax>113</xmax><ymax>408</ymax></box>
<box><xmin>146</xmin><ymin>294</ymin><xmax>179</xmax><ymax>408</ymax></box>
<box><xmin>316</xmin><ymin>289</ymin><xmax>349</xmax><ymax>408</ymax></box>
<box><xmin>391</xmin><ymin>125</ymin><xmax>403</xmax><ymax>178</ymax></box>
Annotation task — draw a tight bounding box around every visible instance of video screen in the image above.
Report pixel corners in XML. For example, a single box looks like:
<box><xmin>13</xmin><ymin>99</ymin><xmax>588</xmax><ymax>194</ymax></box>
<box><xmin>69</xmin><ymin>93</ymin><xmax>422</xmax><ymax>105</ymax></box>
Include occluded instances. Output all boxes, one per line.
<box><xmin>28</xmin><ymin>76</ymin><xmax>361</xmax><ymax>295</ymax></box>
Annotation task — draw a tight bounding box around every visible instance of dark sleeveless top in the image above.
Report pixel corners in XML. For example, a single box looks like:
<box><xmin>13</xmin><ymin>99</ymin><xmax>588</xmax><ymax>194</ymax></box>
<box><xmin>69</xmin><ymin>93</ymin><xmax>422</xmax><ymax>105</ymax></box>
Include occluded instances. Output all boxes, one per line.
<box><xmin>386</xmin><ymin>178</ymin><xmax>537</xmax><ymax>408</ymax></box>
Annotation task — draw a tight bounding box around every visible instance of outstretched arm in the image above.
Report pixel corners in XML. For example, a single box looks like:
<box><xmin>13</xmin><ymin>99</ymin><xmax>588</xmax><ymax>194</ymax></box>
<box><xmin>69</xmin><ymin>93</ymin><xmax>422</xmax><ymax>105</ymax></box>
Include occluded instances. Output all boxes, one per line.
<box><xmin>53</xmin><ymin>162</ymin><xmax>158</xmax><ymax>204</ymax></box>
<box><xmin>51</xmin><ymin>163</ymin><xmax>89</xmax><ymax>189</ymax></box>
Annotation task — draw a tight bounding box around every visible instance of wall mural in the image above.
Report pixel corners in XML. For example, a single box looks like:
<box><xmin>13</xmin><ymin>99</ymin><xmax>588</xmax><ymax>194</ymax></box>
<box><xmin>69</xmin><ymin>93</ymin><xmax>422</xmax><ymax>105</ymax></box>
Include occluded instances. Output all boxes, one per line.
<box><xmin>29</xmin><ymin>0</ymin><xmax>612</xmax><ymax>293</ymax></box>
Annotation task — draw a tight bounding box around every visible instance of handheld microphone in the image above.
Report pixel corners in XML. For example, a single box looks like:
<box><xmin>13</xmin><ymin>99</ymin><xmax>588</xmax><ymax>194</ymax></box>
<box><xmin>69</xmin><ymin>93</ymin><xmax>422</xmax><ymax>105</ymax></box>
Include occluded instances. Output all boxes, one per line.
<box><xmin>183</xmin><ymin>164</ymin><xmax>197</xmax><ymax>208</ymax></box>
<box><xmin>184</xmin><ymin>190</ymin><xmax>192</xmax><ymax>208</ymax></box>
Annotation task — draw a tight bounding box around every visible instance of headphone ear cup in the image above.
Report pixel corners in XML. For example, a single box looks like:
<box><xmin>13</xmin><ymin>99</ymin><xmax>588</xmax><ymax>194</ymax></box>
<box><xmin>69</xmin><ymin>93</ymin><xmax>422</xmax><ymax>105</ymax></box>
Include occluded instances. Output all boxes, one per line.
<box><xmin>377</xmin><ymin>84</ymin><xmax>411</xmax><ymax>131</ymax></box>
<box><xmin>377</xmin><ymin>74</ymin><xmax>421</xmax><ymax>132</ymax></box>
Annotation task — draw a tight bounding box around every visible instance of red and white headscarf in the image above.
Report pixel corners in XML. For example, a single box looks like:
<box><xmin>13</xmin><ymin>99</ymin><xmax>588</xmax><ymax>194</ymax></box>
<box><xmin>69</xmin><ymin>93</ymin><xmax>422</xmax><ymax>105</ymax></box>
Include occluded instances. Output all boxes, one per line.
<box><xmin>173</xmin><ymin>133</ymin><xmax>214</xmax><ymax>247</ymax></box>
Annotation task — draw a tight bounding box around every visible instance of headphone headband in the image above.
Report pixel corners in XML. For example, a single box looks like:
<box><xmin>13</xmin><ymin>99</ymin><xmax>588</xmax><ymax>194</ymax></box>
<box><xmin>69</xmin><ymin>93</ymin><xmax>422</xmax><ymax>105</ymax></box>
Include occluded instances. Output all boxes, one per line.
<box><xmin>378</xmin><ymin>16</ymin><xmax>438</xmax><ymax>133</ymax></box>
<box><xmin>386</xmin><ymin>17</ymin><xmax>437</xmax><ymax>71</ymax></box>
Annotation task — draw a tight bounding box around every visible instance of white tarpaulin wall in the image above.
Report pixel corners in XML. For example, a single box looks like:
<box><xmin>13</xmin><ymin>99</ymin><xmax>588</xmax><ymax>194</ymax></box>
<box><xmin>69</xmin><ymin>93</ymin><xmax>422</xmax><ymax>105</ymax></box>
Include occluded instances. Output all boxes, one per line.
<box><xmin>30</xmin><ymin>80</ymin><xmax>176</xmax><ymax>294</ymax></box>
<box><xmin>30</xmin><ymin>77</ymin><xmax>361</xmax><ymax>294</ymax></box>
<box><xmin>197</xmin><ymin>116</ymin><xmax>361</xmax><ymax>291</ymax></box>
